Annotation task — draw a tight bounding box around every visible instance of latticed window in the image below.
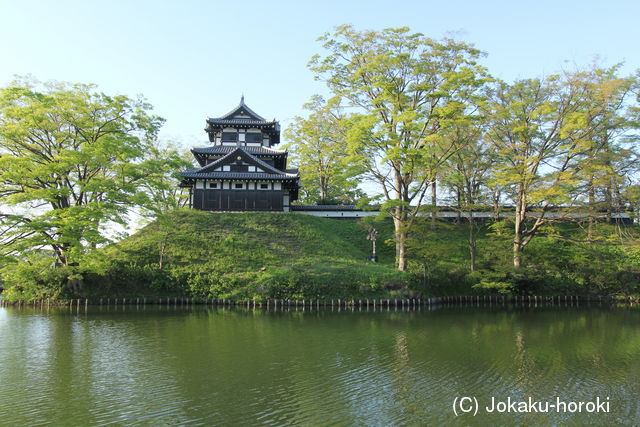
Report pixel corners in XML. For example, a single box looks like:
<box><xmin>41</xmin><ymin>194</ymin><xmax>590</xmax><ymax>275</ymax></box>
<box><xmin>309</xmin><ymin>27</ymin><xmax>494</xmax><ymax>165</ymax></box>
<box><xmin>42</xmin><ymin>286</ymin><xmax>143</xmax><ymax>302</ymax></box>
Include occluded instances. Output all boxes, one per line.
<box><xmin>246</xmin><ymin>133</ymin><xmax>262</xmax><ymax>143</ymax></box>
<box><xmin>221</xmin><ymin>132</ymin><xmax>238</xmax><ymax>142</ymax></box>
<box><xmin>230</xmin><ymin>164</ymin><xmax>248</xmax><ymax>172</ymax></box>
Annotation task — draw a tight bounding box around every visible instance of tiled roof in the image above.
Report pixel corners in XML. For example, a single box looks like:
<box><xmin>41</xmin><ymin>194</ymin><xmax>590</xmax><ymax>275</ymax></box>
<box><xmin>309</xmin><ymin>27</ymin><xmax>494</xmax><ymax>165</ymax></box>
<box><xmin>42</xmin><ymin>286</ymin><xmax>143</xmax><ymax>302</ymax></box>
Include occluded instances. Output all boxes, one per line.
<box><xmin>181</xmin><ymin>146</ymin><xmax>300</xmax><ymax>181</ymax></box>
<box><xmin>191</xmin><ymin>145</ymin><xmax>286</xmax><ymax>156</ymax></box>
<box><xmin>196</xmin><ymin>147</ymin><xmax>285</xmax><ymax>175</ymax></box>
<box><xmin>180</xmin><ymin>171</ymin><xmax>298</xmax><ymax>180</ymax></box>
<box><xmin>217</xmin><ymin>96</ymin><xmax>266</xmax><ymax>121</ymax></box>
<box><xmin>206</xmin><ymin>119</ymin><xmax>277</xmax><ymax>126</ymax></box>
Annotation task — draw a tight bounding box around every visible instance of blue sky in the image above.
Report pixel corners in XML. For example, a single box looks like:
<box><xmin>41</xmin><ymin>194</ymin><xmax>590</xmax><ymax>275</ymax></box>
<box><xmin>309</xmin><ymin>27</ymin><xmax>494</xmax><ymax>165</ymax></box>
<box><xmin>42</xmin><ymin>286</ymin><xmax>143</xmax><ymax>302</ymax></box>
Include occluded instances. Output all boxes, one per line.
<box><xmin>1</xmin><ymin>0</ymin><xmax>638</xmax><ymax>148</ymax></box>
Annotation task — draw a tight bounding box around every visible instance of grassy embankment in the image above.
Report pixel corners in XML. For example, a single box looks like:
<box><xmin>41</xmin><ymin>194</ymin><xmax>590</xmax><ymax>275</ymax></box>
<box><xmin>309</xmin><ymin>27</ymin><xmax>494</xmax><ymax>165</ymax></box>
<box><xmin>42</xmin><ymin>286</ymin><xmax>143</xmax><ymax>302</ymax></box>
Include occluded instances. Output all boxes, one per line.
<box><xmin>2</xmin><ymin>209</ymin><xmax>639</xmax><ymax>302</ymax></box>
<box><xmin>76</xmin><ymin>210</ymin><xmax>407</xmax><ymax>301</ymax></box>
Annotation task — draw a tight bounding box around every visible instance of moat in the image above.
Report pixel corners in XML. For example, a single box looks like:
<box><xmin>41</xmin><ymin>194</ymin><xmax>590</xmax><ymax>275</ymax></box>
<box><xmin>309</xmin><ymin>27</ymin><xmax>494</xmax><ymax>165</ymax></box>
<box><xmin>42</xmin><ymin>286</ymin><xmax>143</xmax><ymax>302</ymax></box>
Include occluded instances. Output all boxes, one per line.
<box><xmin>0</xmin><ymin>304</ymin><xmax>638</xmax><ymax>425</ymax></box>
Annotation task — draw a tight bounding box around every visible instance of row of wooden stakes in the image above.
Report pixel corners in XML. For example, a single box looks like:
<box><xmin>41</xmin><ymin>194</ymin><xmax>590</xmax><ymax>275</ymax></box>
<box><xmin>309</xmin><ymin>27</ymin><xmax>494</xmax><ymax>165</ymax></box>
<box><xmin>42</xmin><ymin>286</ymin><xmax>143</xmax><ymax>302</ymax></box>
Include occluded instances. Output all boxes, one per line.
<box><xmin>1</xmin><ymin>294</ymin><xmax>636</xmax><ymax>308</ymax></box>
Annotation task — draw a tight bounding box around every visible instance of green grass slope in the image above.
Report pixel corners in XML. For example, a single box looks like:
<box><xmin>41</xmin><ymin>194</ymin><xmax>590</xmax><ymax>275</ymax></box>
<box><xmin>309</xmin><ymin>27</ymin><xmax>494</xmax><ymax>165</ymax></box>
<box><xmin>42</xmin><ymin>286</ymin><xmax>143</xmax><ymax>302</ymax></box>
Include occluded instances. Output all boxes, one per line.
<box><xmin>82</xmin><ymin>210</ymin><xmax>408</xmax><ymax>300</ymax></box>
<box><xmin>3</xmin><ymin>210</ymin><xmax>639</xmax><ymax>303</ymax></box>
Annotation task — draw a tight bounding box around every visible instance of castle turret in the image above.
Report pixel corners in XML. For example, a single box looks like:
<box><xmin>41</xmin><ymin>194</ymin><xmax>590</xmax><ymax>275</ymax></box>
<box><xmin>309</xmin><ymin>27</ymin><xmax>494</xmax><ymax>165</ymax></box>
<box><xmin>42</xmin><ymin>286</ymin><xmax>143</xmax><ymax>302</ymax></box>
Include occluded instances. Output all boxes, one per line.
<box><xmin>180</xmin><ymin>98</ymin><xmax>300</xmax><ymax>211</ymax></box>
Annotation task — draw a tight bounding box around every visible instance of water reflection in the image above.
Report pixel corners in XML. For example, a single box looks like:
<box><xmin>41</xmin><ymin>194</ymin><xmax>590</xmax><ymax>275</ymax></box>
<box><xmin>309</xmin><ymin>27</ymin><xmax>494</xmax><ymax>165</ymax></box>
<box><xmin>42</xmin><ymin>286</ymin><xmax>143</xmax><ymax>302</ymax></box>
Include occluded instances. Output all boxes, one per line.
<box><xmin>0</xmin><ymin>305</ymin><xmax>638</xmax><ymax>425</ymax></box>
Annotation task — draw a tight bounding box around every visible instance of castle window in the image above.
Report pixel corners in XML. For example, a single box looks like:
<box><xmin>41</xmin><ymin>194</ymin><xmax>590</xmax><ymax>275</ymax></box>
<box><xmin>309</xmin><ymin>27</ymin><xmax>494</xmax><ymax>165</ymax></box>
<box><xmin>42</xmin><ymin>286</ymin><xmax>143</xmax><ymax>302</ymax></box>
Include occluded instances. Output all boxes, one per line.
<box><xmin>230</xmin><ymin>164</ymin><xmax>248</xmax><ymax>172</ymax></box>
<box><xmin>235</xmin><ymin>183</ymin><xmax>243</xmax><ymax>189</ymax></box>
<box><xmin>260</xmin><ymin>183</ymin><xmax>269</xmax><ymax>189</ymax></box>
<box><xmin>221</xmin><ymin>132</ymin><xmax>238</xmax><ymax>142</ymax></box>
<box><xmin>209</xmin><ymin>183</ymin><xmax>218</xmax><ymax>189</ymax></box>
<box><xmin>246</xmin><ymin>133</ymin><xmax>262</xmax><ymax>143</ymax></box>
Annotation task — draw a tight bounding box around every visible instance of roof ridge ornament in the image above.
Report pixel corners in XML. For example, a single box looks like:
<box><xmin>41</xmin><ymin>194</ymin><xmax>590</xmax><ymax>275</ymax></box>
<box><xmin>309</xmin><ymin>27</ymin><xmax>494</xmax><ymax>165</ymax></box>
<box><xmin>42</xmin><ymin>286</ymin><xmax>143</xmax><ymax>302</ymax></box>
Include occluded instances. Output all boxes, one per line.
<box><xmin>213</xmin><ymin>96</ymin><xmax>266</xmax><ymax>121</ymax></box>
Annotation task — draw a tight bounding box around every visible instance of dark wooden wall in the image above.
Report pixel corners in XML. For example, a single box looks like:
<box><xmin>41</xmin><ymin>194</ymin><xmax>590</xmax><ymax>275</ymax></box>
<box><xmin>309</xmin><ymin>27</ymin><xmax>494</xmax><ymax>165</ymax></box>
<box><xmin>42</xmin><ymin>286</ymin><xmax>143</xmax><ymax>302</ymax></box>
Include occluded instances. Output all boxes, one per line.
<box><xmin>193</xmin><ymin>189</ymin><xmax>284</xmax><ymax>211</ymax></box>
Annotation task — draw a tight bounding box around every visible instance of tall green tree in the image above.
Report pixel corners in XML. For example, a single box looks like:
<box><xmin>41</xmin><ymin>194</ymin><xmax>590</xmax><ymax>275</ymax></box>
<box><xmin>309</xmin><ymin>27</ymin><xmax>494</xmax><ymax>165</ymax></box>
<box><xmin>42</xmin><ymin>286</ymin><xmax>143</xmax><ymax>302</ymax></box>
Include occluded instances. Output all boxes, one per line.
<box><xmin>137</xmin><ymin>141</ymin><xmax>192</xmax><ymax>217</ymax></box>
<box><xmin>136</xmin><ymin>141</ymin><xmax>193</xmax><ymax>271</ymax></box>
<box><xmin>568</xmin><ymin>66</ymin><xmax>639</xmax><ymax>238</ymax></box>
<box><xmin>486</xmin><ymin>68</ymin><xmax>637</xmax><ymax>269</ymax></box>
<box><xmin>0</xmin><ymin>78</ymin><xmax>181</xmax><ymax>267</ymax></box>
<box><xmin>441</xmin><ymin>119</ymin><xmax>494</xmax><ymax>271</ymax></box>
<box><xmin>310</xmin><ymin>25</ymin><xmax>489</xmax><ymax>271</ymax></box>
<box><xmin>284</xmin><ymin>96</ymin><xmax>363</xmax><ymax>204</ymax></box>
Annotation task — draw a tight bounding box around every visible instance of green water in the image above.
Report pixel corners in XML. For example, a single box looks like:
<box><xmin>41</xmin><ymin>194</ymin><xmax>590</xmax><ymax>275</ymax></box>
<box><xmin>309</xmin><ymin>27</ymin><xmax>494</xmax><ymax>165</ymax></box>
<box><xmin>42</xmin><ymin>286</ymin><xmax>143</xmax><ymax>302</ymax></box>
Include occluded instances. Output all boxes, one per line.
<box><xmin>0</xmin><ymin>304</ymin><xmax>638</xmax><ymax>425</ymax></box>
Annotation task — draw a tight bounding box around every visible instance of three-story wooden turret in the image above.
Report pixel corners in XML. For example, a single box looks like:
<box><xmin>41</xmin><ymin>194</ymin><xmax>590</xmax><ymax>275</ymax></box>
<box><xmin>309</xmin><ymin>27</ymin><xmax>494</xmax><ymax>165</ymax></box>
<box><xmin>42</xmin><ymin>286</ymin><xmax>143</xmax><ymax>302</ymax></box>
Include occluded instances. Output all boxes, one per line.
<box><xmin>180</xmin><ymin>97</ymin><xmax>300</xmax><ymax>211</ymax></box>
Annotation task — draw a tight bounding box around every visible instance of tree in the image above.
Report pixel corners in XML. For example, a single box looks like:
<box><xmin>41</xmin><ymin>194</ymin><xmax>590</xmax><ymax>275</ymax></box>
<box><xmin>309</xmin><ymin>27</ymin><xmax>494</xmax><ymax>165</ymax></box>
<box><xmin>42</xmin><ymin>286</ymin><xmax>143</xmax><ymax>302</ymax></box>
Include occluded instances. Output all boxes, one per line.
<box><xmin>283</xmin><ymin>95</ymin><xmax>363</xmax><ymax>204</ymax></box>
<box><xmin>0</xmin><ymin>78</ymin><xmax>182</xmax><ymax>267</ymax></box>
<box><xmin>135</xmin><ymin>141</ymin><xmax>193</xmax><ymax>271</ymax></box>
<box><xmin>568</xmin><ymin>66</ymin><xmax>639</xmax><ymax>238</ymax></box>
<box><xmin>310</xmin><ymin>25</ymin><xmax>489</xmax><ymax>271</ymax></box>
<box><xmin>137</xmin><ymin>141</ymin><xmax>193</xmax><ymax>217</ymax></box>
<box><xmin>441</xmin><ymin>119</ymin><xmax>494</xmax><ymax>272</ymax></box>
<box><xmin>485</xmin><ymin>68</ymin><xmax>637</xmax><ymax>269</ymax></box>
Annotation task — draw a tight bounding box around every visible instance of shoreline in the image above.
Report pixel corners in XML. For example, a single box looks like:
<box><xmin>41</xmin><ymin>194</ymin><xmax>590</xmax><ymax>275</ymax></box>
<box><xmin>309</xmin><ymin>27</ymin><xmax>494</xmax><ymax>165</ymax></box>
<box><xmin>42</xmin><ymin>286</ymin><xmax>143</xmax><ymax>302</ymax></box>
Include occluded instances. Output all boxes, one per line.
<box><xmin>2</xmin><ymin>294</ymin><xmax>639</xmax><ymax>308</ymax></box>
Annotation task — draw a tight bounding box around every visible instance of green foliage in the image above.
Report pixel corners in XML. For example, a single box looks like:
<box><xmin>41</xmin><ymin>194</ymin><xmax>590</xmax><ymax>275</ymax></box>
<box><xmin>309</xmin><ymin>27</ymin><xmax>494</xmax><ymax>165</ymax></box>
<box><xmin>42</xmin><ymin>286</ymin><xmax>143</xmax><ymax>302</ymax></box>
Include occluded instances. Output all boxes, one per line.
<box><xmin>309</xmin><ymin>25</ymin><xmax>490</xmax><ymax>270</ymax></box>
<box><xmin>0</xmin><ymin>255</ymin><xmax>70</xmax><ymax>301</ymax></box>
<box><xmin>472</xmin><ymin>280</ymin><xmax>514</xmax><ymax>295</ymax></box>
<box><xmin>2</xmin><ymin>213</ymin><xmax>639</xmax><ymax>302</ymax></box>
<box><xmin>407</xmin><ymin>219</ymin><xmax>640</xmax><ymax>297</ymax></box>
<box><xmin>136</xmin><ymin>141</ymin><xmax>193</xmax><ymax>217</ymax></box>
<box><xmin>283</xmin><ymin>96</ymin><xmax>364</xmax><ymax>204</ymax></box>
<box><xmin>0</xmin><ymin>210</ymin><xmax>406</xmax><ymax>302</ymax></box>
<box><xmin>2</xmin><ymin>30</ymin><xmax>640</xmax><ymax>302</ymax></box>
<box><xmin>0</xmin><ymin>77</ymin><xmax>185</xmax><ymax>267</ymax></box>
<box><xmin>485</xmin><ymin>67</ymin><xmax>639</xmax><ymax>268</ymax></box>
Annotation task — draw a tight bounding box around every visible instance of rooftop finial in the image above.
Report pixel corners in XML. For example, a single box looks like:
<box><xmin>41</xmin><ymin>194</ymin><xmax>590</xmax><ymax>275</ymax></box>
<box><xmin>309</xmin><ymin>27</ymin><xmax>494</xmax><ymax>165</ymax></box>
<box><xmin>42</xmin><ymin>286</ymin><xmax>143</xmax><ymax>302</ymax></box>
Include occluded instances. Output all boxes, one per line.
<box><xmin>240</xmin><ymin>94</ymin><xmax>245</xmax><ymax>104</ymax></box>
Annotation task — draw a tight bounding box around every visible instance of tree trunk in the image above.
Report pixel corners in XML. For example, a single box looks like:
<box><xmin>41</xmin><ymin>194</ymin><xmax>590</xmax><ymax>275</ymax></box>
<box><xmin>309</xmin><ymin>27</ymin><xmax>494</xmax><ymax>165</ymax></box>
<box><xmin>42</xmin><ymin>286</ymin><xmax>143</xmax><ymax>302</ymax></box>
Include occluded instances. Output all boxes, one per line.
<box><xmin>587</xmin><ymin>177</ymin><xmax>595</xmax><ymax>242</ymax></box>
<box><xmin>159</xmin><ymin>237</ymin><xmax>167</xmax><ymax>270</ymax></box>
<box><xmin>513</xmin><ymin>232</ymin><xmax>523</xmax><ymax>269</ymax></box>
<box><xmin>67</xmin><ymin>277</ymin><xmax>84</xmax><ymax>296</ymax></box>
<box><xmin>397</xmin><ymin>234</ymin><xmax>407</xmax><ymax>271</ymax></box>
<box><xmin>605</xmin><ymin>185</ymin><xmax>613</xmax><ymax>222</ymax></box>
<box><xmin>455</xmin><ymin>187</ymin><xmax>462</xmax><ymax>225</ymax></box>
<box><xmin>492</xmin><ymin>189</ymin><xmax>501</xmax><ymax>223</ymax></box>
<box><xmin>430</xmin><ymin>180</ymin><xmax>437</xmax><ymax>230</ymax></box>
<box><xmin>468</xmin><ymin>213</ymin><xmax>476</xmax><ymax>272</ymax></box>
<box><xmin>393</xmin><ymin>215</ymin><xmax>407</xmax><ymax>272</ymax></box>
<box><xmin>52</xmin><ymin>243</ymin><xmax>70</xmax><ymax>267</ymax></box>
<box><xmin>513</xmin><ymin>187</ymin><xmax>524</xmax><ymax>269</ymax></box>
<box><xmin>319</xmin><ymin>176</ymin><xmax>328</xmax><ymax>204</ymax></box>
